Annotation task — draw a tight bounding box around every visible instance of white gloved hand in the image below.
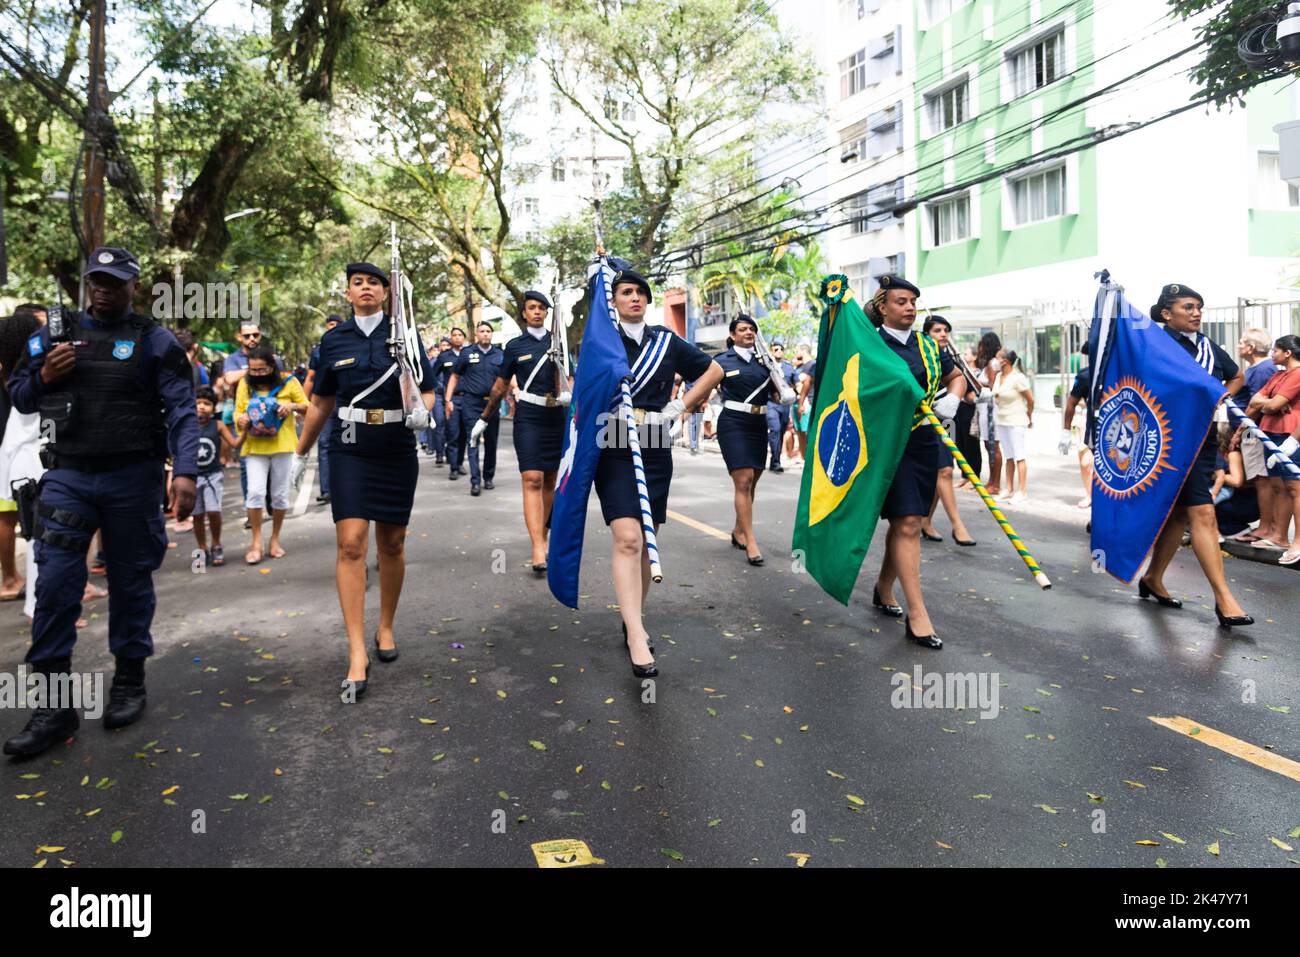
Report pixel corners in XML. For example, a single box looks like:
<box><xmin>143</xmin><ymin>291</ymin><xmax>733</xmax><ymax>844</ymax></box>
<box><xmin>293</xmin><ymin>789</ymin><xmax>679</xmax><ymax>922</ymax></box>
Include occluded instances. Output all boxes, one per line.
<box><xmin>932</xmin><ymin>393</ymin><xmax>960</xmax><ymax>420</ymax></box>
<box><xmin>1058</xmin><ymin>429</ymin><xmax>1073</xmax><ymax>456</ymax></box>
<box><xmin>470</xmin><ymin>417</ymin><xmax>489</xmax><ymax>446</ymax></box>
<box><xmin>404</xmin><ymin>405</ymin><xmax>429</xmax><ymax>432</ymax></box>
<box><xmin>660</xmin><ymin>398</ymin><xmax>686</xmax><ymax>421</ymax></box>
<box><xmin>289</xmin><ymin>453</ymin><xmax>309</xmax><ymax>491</ymax></box>
<box><xmin>779</xmin><ymin>388</ymin><xmax>797</xmax><ymax>406</ymax></box>
<box><xmin>556</xmin><ymin>391</ymin><xmax>572</xmax><ymax>407</ymax></box>
<box><xmin>1266</xmin><ymin>435</ymin><xmax>1299</xmax><ymax>469</ymax></box>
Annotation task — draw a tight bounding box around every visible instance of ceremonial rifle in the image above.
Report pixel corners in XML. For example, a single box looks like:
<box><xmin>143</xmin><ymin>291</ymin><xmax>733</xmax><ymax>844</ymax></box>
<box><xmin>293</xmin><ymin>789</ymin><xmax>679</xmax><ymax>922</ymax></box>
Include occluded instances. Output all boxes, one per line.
<box><xmin>387</xmin><ymin>223</ymin><xmax>425</xmax><ymax>416</ymax></box>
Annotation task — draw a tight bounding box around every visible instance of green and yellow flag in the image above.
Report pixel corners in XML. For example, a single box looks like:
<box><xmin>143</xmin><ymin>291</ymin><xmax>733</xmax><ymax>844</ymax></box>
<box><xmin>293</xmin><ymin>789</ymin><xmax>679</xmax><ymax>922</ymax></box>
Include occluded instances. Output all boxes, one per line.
<box><xmin>792</xmin><ymin>275</ymin><xmax>924</xmax><ymax>605</ymax></box>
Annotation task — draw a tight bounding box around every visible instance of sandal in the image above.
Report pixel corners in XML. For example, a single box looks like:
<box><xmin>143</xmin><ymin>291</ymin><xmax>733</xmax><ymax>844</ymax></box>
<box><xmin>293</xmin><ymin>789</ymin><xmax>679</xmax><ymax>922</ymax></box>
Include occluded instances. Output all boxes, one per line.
<box><xmin>211</xmin><ymin>545</ymin><xmax>225</xmax><ymax>567</ymax></box>
<box><xmin>1280</xmin><ymin>549</ymin><xmax>1300</xmax><ymax>566</ymax></box>
<box><xmin>0</xmin><ymin>583</ymin><xmax>25</xmax><ymax>602</ymax></box>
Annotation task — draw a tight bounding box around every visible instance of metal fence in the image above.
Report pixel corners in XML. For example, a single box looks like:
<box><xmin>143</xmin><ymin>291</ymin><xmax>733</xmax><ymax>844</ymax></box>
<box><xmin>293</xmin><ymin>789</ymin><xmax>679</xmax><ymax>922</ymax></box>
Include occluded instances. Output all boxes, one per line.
<box><xmin>1202</xmin><ymin>299</ymin><xmax>1300</xmax><ymax>351</ymax></box>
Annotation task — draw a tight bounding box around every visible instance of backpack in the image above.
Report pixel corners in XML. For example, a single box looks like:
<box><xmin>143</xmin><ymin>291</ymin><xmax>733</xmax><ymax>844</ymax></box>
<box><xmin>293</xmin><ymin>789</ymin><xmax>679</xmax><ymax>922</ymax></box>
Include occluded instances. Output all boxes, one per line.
<box><xmin>246</xmin><ymin>376</ymin><xmax>293</xmax><ymax>436</ymax></box>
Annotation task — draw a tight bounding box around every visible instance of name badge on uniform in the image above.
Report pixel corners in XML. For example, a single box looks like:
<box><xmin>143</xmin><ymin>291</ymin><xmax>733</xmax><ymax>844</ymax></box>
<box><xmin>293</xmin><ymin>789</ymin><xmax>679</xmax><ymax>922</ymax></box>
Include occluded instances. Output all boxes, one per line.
<box><xmin>112</xmin><ymin>340</ymin><xmax>134</xmax><ymax>360</ymax></box>
<box><xmin>725</xmin><ymin>368</ymin><xmax>740</xmax><ymax>378</ymax></box>
<box><xmin>333</xmin><ymin>357</ymin><xmax>357</xmax><ymax>368</ymax></box>
<box><xmin>469</xmin><ymin>354</ymin><xmax>480</xmax><ymax>363</ymax></box>
<box><xmin>518</xmin><ymin>354</ymin><xmax>532</xmax><ymax>362</ymax></box>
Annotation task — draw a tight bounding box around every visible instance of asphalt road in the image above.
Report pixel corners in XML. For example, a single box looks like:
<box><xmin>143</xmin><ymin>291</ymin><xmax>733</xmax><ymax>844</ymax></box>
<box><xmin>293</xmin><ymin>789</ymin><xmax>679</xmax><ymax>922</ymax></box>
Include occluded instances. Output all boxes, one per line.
<box><xmin>2</xmin><ymin>428</ymin><xmax>1297</xmax><ymax>868</ymax></box>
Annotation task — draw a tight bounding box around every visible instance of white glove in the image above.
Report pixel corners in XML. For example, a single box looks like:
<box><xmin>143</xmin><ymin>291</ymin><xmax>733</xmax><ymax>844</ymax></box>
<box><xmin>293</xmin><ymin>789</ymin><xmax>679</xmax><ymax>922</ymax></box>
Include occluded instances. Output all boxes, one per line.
<box><xmin>404</xmin><ymin>405</ymin><xmax>429</xmax><ymax>431</ymax></box>
<box><xmin>660</xmin><ymin>398</ymin><xmax>686</xmax><ymax>421</ymax></box>
<box><xmin>932</xmin><ymin>393</ymin><xmax>960</xmax><ymax>420</ymax></box>
<box><xmin>1058</xmin><ymin>430</ymin><xmax>1073</xmax><ymax>456</ymax></box>
<box><xmin>1266</xmin><ymin>435</ymin><xmax>1299</xmax><ymax>469</ymax></box>
<box><xmin>470</xmin><ymin>417</ymin><xmax>489</xmax><ymax>446</ymax></box>
<box><xmin>557</xmin><ymin>391</ymin><xmax>572</xmax><ymax>407</ymax></box>
<box><xmin>289</xmin><ymin>453</ymin><xmax>309</xmax><ymax>491</ymax></box>
<box><xmin>779</xmin><ymin>388</ymin><xmax>797</xmax><ymax>406</ymax></box>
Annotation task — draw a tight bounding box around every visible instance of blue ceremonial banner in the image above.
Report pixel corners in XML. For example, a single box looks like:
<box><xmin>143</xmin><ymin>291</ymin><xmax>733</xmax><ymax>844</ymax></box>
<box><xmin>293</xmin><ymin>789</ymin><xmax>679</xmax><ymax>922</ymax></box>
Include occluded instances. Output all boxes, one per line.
<box><xmin>547</xmin><ymin>260</ymin><xmax>630</xmax><ymax>608</ymax></box>
<box><xmin>1086</xmin><ymin>273</ymin><xmax>1225</xmax><ymax>584</ymax></box>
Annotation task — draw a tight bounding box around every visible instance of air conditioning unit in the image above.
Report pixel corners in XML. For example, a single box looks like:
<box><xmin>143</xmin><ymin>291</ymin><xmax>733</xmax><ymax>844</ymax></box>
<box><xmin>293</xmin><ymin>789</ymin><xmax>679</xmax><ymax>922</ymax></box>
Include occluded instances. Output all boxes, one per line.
<box><xmin>1276</xmin><ymin>120</ymin><xmax>1300</xmax><ymax>187</ymax></box>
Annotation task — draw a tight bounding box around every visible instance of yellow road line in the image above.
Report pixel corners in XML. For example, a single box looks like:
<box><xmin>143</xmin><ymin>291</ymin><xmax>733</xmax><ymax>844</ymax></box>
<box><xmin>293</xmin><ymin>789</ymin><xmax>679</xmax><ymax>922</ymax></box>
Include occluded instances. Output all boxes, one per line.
<box><xmin>666</xmin><ymin>509</ymin><xmax>731</xmax><ymax>542</ymax></box>
<box><xmin>1148</xmin><ymin>716</ymin><xmax>1300</xmax><ymax>782</ymax></box>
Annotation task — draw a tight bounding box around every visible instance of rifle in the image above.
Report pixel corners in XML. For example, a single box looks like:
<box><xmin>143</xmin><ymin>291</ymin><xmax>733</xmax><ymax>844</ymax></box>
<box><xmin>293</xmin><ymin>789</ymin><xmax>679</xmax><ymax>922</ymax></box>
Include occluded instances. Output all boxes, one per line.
<box><xmin>548</xmin><ymin>292</ymin><xmax>570</xmax><ymax>397</ymax></box>
<box><xmin>752</xmin><ymin>326</ymin><xmax>796</xmax><ymax>405</ymax></box>
<box><xmin>387</xmin><ymin>223</ymin><xmax>425</xmax><ymax>416</ymax></box>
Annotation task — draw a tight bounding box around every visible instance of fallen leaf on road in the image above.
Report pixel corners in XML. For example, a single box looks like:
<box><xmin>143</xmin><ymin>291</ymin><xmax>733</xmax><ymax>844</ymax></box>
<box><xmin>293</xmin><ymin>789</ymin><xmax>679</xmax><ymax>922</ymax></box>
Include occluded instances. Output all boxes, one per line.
<box><xmin>972</xmin><ymin>794</ymin><xmax>992</xmax><ymax>800</ymax></box>
<box><xmin>1035</xmin><ymin>804</ymin><xmax>1058</xmax><ymax>814</ymax></box>
<box><xmin>1123</xmin><ymin>780</ymin><xmax>1146</xmax><ymax>789</ymax></box>
<box><xmin>1135</xmin><ymin>840</ymin><xmax>1160</xmax><ymax>846</ymax></box>
<box><xmin>787</xmin><ymin>852</ymin><xmax>810</xmax><ymax>867</ymax></box>
<box><xmin>660</xmin><ymin>848</ymin><xmax>684</xmax><ymax>861</ymax></box>
<box><xmin>935</xmin><ymin>841</ymin><xmax>953</xmax><ymax>849</ymax></box>
<box><xmin>845</xmin><ymin>794</ymin><xmax>865</xmax><ymax>806</ymax></box>
<box><xmin>1270</xmin><ymin>837</ymin><xmax>1294</xmax><ymax>852</ymax></box>
<box><xmin>826</xmin><ymin>770</ymin><xmax>845</xmax><ymax>780</ymax></box>
<box><xmin>161</xmin><ymin>786</ymin><xmax>179</xmax><ymax>796</ymax></box>
<box><xmin>1161</xmin><ymin>832</ymin><xmax>1186</xmax><ymax>845</ymax></box>
<box><xmin>528</xmin><ymin>740</ymin><xmax>547</xmax><ymax>751</ymax></box>
<box><xmin>1206</xmin><ymin>842</ymin><xmax>1220</xmax><ymax>857</ymax></box>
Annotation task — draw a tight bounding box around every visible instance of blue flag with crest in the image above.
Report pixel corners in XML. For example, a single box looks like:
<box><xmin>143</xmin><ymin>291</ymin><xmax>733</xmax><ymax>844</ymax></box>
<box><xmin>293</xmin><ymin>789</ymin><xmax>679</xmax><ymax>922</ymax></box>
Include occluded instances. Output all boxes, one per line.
<box><xmin>547</xmin><ymin>260</ymin><xmax>631</xmax><ymax>609</ymax></box>
<box><xmin>1086</xmin><ymin>273</ymin><xmax>1225</xmax><ymax>585</ymax></box>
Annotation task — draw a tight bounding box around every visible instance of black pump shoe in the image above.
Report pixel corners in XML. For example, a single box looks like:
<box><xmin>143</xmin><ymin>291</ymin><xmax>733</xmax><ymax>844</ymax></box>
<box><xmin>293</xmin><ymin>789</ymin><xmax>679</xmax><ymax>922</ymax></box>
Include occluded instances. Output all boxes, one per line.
<box><xmin>374</xmin><ymin>634</ymin><xmax>399</xmax><ymax>663</ymax></box>
<box><xmin>622</xmin><ymin>625</ymin><xmax>658</xmax><ymax>678</ymax></box>
<box><xmin>1215</xmin><ymin>605</ymin><xmax>1254</xmax><ymax>629</ymax></box>
<box><xmin>730</xmin><ymin>533</ymin><xmax>745</xmax><ymax>550</ymax></box>
<box><xmin>341</xmin><ymin>660</ymin><xmax>371</xmax><ymax>701</ymax></box>
<box><xmin>621</xmin><ymin>622</ymin><xmax>654</xmax><ymax>654</ymax></box>
<box><xmin>952</xmin><ymin>534</ymin><xmax>977</xmax><ymax>547</ymax></box>
<box><xmin>872</xmin><ymin>586</ymin><xmax>903</xmax><ymax>618</ymax></box>
<box><xmin>921</xmin><ymin>529</ymin><xmax>943</xmax><ymax>542</ymax></box>
<box><xmin>905</xmin><ymin>616</ymin><xmax>942</xmax><ymax>650</ymax></box>
<box><xmin>747</xmin><ymin>553</ymin><xmax>764</xmax><ymax>566</ymax></box>
<box><xmin>1138</xmin><ymin>578</ymin><xmax>1182</xmax><ymax>608</ymax></box>
<box><xmin>532</xmin><ymin>562</ymin><xmax>547</xmax><ymax>576</ymax></box>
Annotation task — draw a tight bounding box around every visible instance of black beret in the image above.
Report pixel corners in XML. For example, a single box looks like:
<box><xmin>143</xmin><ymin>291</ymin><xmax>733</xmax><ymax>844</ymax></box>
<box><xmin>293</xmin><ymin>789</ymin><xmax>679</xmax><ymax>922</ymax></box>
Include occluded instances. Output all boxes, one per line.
<box><xmin>876</xmin><ymin>274</ymin><xmax>920</xmax><ymax>297</ymax></box>
<box><xmin>439</xmin><ymin>335</ymin><xmax>452</xmax><ymax>345</ymax></box>
<box><xmin>326</xmin><ymin>314</ymin><xmax>343</xmax><ymax>324</ymax></box>
<box><xmin>729</xmin><ymin>314</ymin><xmax>759</xmax><ymax>334</ymax></box>
<box><xmin>346</xmin><ymin>262</ymin><xmax>389</xmax><ymax>286</ymax></box>
<box><xmin>1159</xmin><ymin>283</ymin><xmax>1202</xmax><ymax>305</ymax></box>
<box><xmin>522</xmin><ymin>290</ymin><xmax>552</xmax><ymax>310</ymax></box>
<box><xmin>611</xmin><ymin>268</ymin><xmax>653</xmax><ymax>304</ymax></box>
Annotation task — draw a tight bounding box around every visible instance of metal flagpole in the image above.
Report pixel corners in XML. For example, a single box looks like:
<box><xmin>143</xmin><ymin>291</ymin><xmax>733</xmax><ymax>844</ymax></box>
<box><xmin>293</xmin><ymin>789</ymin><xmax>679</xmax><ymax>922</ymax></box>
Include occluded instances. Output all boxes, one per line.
<box><xmin>919</xmin><ymin>402</ymin><xmax>1052</xmax><ymax>589</ymax></box>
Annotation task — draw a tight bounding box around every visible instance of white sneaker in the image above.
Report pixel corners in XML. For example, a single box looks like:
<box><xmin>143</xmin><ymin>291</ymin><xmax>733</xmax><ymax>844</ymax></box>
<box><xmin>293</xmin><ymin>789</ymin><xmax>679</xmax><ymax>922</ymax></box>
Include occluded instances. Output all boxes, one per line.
<box><xmin>1009</xmin><ymin>492</ymin><xmax>1028</xmax><ymax>504</ymax></box>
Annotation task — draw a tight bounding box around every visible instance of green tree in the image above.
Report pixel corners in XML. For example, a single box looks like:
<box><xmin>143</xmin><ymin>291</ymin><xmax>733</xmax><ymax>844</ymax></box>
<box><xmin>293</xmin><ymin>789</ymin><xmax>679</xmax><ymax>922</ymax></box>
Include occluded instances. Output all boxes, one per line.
<box><xmin>1168</xmin><ymin>0</ymin><xmax>1300</xmax><ymax>106</ymax></box>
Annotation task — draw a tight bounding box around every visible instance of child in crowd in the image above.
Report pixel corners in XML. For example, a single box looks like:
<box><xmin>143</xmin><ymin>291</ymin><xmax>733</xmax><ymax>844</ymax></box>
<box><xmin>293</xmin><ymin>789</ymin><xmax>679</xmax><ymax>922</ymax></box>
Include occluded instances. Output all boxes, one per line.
<box><xmin>193</xmin><ymin>386</ymin><xmax>243</xmax><ymax>566</ymax></box>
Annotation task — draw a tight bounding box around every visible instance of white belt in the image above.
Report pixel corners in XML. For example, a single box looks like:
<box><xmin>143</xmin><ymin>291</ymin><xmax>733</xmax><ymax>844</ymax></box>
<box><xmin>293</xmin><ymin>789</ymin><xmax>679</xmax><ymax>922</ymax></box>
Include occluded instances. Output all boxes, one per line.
<box><xmin>338</xmin><ymin>407</ymin><xmax>404</xmax><ymax>425</ymax></box>
<box><xmin>516</xmin><ymin>392</ymin><xmax>559</xmax><ymax>408</ymax></box>
<box><xmin>723</xmin><ymin>400</ymin><xmax>766</xmax><ymax>415</ymax></box>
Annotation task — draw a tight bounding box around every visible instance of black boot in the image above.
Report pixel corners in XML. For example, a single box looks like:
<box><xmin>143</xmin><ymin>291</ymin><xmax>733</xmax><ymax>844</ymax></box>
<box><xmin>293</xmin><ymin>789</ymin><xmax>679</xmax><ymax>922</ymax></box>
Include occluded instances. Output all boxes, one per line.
<box><xmin>103</xmin><ymin>656</ymin><xmax>147</xmax><ymax>731</ymax></box>
<box><xmin>3</xmin><ymin>658</ymin><xmax>78</xmax><ymax>758</ymax></box>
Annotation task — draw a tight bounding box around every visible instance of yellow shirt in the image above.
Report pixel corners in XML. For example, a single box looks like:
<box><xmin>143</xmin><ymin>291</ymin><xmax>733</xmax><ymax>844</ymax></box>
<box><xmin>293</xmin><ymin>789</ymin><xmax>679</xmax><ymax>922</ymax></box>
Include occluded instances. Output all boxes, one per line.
<box><xmin>235</xmin><ymin>375</ymin><xmax>308</xmax><ymax>457</ymax></box>
<box><xmin>993</xmin><ymin>369</ymin><xmax>1032</xmax><ymax>427</ymax></box>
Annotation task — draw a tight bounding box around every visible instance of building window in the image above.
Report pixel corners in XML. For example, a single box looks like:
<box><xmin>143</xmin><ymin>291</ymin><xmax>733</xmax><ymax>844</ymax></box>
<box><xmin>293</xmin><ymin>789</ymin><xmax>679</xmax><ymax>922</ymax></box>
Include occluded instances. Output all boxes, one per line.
<box><xmin>523</xmin><ymin>197</ymin><xmax>540</xmax><ymax>216</ymax></box>
<box><xmin>839</xmin><ymin>0</ymin><xmax>865</xmax><ymax>22</ymax></box>
<box><xmin>1035</xmin><ymin>325</ymin><xmax>1061</xmax><ymax>376</ymax></box>
<box><xmin>1257</xmin><ymin>151</ymin><xmax>1300</xmax><ymax>208</ymax></box>
<box><xmin>621</xmin><ymin>101</ymin><xmax>636</xmax><ymax>123</ymax></box>
<box><xmin>1009</xmin><ymin>30</ymin><xmax>1063</xmax><ymax>98</ymax></box>
<box><xmin>1009</xmin><ymin>164</ymin><xmax>1066</xmax><ymax>225</ymax></box>
<box><xmin>925</xmin><ymin>0</ymin><xmax>969</xmax><ymax>22</ymax></box>
<box><xmin>602</xmin><ymin>94</ymin><xmax>618</xmax><ymax>120</ymax></box>
<box><xmin>927</xmin><ymin>193</ymin><xmax>970</xmax><ymax>246</ymax></box>
<box><xmin>551</xmin><ymin>160</ymin><xmax>565</xmax><ymax>183</ymax></box>
<box><xmin>925</xmin><ymin>79</ymin><xmax>968</xmax><ymax>134</ymax></box>
<box><xmin>623</xmin><ymin>165</ymin><xmax>636</xmax><ymax>187</ymax></box>
<box><xmin>840</xmin><ymin>49</ymin><xmax>867</xmax><ymax>100</ymax></box>
<box><xmin>839</xmin><ymin>120</ymin><xmax>868</xmax><ymax>165</ymax></box>
<box><xmin>866</xmin><ymin>102</ymin><xmax>903</xmax><ymax>156</ymax></box>
<box><xmin>845</xmin><ymin>191</ymin><xmax>872</xmax><ymax>235</ymax></box>
<box><xmin>845</xmin><ymin>178</ymin><xmax>904</xmax><ymax>235</ymax></box>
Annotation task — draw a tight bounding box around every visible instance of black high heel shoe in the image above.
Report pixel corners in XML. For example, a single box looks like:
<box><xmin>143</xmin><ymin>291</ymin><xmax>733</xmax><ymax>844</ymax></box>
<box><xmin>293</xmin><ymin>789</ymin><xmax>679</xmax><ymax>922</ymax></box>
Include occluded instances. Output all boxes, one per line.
<box><xmin>1138</xmin><ymin>578</ymin><xmax>1182</xmax><ymax>609</ymax></box>
<box><xmin>872</xmin><ymin>585</ymin><xmax>903</xmax><ymax>618</ymax></box>
<box><xmin>621</xmin><ymin>622</ymin><xmax>654</xmax><ymax>654</ymax></box>
<box><xmin>1215</xmin><ymin>605</ymin><xmax>1254</xmax><ymax>629</ymax></box>
<box><xmin>921</xmin><ymin>529</ymin><xmax>943</xmax><ymax>542</ymax></box>
<box><xmin>747</xmin><ymin>553</ymin><xmax>764</xmax><ymax>566</ymax></box>
<box><xmin>531</xmin><ymin>562</ymin><xmax>547</xmax><ymax>576</ymax></box>
<box><xmin>340</xmin><ymin>659</ymin><xmax>371</xmax><ymax>701</ymax></box>
<box><xmin>622</xmin><ymin>625</ymin><xmax>658</xmax><ymax>678</ymax></box>
<box><xmin>952</xmin><ymin>533</ymin><xmax>977</xmax><ymax>547</ymax></box>
<box><xmin>904</xmin><ymin>616</ymin><xmax>942</xmax><ymax>650</ymax></box>
<box><xmin>374</xmin><ymin>634</ymin><xmax>399</xmax><ymax>663</ymax></box>
<box><xmin>730</xmin><ymin>533</ymin><xmax>745</xmax><ymax>550</ymax></box>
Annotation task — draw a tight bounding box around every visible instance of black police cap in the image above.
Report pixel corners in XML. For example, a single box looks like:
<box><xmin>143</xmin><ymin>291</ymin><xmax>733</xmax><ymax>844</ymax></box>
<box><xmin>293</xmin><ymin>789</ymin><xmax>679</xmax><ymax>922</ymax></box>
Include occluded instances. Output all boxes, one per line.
<box><xmin>346</xmin><ymin>262</ymin><xmax>389</xmax><ymax>286</ymax></box>
<box><xmin>522</xmin><ymin>290</ymin><xmax>552</xmax><ymax>310</ymax></box>
<box><xmin>611</xmin><ymin>268</ymin><xmax>653</xmax><ymax>304</ymax></box>
<box><xmin>83</xmin><ymin>246</ymin><xmax>141</xmax><ymax>281</ymax></box>
<box><xmin>876</xmin><ymin>274</ymin><xmax>920</xmax><ymax>297</ymax></box>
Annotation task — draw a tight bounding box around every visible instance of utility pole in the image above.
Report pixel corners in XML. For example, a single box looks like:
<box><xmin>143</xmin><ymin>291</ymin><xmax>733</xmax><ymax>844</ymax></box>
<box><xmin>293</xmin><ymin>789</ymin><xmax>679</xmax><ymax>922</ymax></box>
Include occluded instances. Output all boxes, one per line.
<box><xmin>81</xmin><ymin>0</ymin><xmax>109</xmax><ymax>275</ymax></box>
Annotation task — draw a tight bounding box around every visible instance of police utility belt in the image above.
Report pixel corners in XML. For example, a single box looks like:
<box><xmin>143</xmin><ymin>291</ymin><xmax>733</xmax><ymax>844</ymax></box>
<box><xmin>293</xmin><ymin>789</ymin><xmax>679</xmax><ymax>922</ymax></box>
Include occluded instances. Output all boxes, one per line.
<box><xmin>722</xmin><ymin>400</ymin><xmax>766</xmax><ymax>415</ymax></box>
<box><xmin>338</xmin><ymin>363</ymin><xmax>403</xmax><ymax>425</ymax></box>
<box><xmin>516</xmin><ymin>392</ymin><xmax>560</xmax><ymax>408</ymax></box>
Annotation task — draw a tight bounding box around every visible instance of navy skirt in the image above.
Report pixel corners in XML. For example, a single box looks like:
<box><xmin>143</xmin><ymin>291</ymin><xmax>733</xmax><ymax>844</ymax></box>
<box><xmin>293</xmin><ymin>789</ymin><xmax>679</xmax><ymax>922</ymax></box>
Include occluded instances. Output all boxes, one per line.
<box><xmin>513</xmin><ymin>403</ymin><xmax>566</xmax><ymax>472</ymax></box>
<box><xmin>1176</xmin><ymin>435</ymin><xmax>1218</xmax><ymax>508</ymax></box>
<box><xmin>881</xmin><ymin>427</ymin><xmax>939</xmax><ymax>519</ymax></box>
<box><xmin>330</xmin><ymin>449</ymin><xmax>419</xmax><ymax>526</ymax></box>
<box><xmin>717</xmin><ymin>408</ymin><xmax>768</xmax><ymax>471</ymax></box>
<box><xmin>595</xmin><ymin>447</ymin><xmax>672</xmax><ymax>525</ymax></box>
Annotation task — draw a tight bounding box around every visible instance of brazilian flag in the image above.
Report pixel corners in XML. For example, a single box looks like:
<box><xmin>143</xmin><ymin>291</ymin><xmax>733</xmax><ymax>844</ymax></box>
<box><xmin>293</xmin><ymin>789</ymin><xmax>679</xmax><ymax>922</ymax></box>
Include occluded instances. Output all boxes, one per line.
<box><xmin>792</xmin><ymin>276</ymin><xmax>925</xmax><ymax>605</ymax></box>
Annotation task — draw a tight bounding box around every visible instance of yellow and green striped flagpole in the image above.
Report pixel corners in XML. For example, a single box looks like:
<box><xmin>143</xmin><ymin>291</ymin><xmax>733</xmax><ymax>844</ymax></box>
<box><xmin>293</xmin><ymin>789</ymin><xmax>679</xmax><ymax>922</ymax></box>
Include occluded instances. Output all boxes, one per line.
<box><xmin>919</xmin><ymin>402</ymin><xmax>1052</xmax><ymax>590</ymax></box>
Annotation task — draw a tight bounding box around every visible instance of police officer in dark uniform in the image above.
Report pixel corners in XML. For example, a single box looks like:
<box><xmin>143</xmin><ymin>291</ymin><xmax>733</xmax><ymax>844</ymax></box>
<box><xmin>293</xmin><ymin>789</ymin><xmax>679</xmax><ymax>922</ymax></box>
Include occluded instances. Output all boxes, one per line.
<box><xmin>593</xmin><ymin>266</ymin><xmax>723</xmax><ymax>677</ymax></box>
<box><xmin>445</xmin><ymin>321</ymin><xmax>504</xmax><ymax>496</ymax></box>
<box><xmin>292</xmin><ymin>262</ymin><xmax>439</xmax><ymax>699</ymax></box>
<box><xmin>3</xmin><ymin>247</ymin><xmax>199</xmax><ymax>757</ymax></box>
<box><xmin>425</xmin><ymin>336</ymin><xmax>452</xmax><ymax>463</ymax></box>
<box><xmin>436</xmin><ymin>328</ymin><xmax>466</xmax><ymax>475</ymax></box>
<box><xmin>866</xmin><ymin>275</ymin><xmax>965</xmax><ymax>649</ymax></box>
<box><xmin>304</xmin><ymin>313</ymin><xmax>342</xmax><ymax>504</ymax></box>
<box><xmin>764</xmin><ymin>340</ymin><xmax>796</xmax><ymax>472</ymax></box>
<box><xmin>715</xmin><ymin>315</ymin><xmax>780</xmax><ymax>565</ymax></box>
<box><xmin>476</xmin><ymin>291</ymin><xmax>571</xmax><ymax>573</ymax></box>
<box><xmin>1139</xmin><ymin>283</ymin><xmax>1252</xmax><ymax>628</ymax></box>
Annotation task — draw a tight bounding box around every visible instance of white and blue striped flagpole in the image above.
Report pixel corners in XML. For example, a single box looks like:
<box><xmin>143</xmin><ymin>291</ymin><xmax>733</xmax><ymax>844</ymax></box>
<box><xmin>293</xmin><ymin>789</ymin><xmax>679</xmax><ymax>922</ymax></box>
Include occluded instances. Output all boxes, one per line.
<box><xmin>600</xmin><ymin>260</ymin><xmax>664</xmax><ymax>582</ymax></box>
<box><xmin>1223</xmin><ymin>398</ymin><xmax>1300</xmax><ymax>481</ymax></box>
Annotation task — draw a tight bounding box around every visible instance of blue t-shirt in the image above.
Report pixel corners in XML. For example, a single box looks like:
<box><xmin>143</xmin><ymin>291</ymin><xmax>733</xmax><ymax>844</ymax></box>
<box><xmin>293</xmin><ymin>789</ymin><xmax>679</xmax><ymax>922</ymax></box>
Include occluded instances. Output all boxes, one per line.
<box><xmin>1235</xmin><ymin>359</ymin><xmax>1278</xmax><ymax>409</ymax></box>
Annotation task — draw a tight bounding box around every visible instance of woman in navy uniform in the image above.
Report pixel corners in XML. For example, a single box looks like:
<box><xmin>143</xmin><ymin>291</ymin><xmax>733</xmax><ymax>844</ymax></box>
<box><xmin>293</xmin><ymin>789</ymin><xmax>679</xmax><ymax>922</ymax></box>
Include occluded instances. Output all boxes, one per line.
<box><xmin>715</xmin><ymin>314</ymin><xmax>779</xmax><ymax>565</ymax></box>
<box><xmin>866</xmin><ymin>276</ymin><xmax>966</xmax><ymax>649</ymax></box>
<box><xmin>1139</xmin><ymin>283</ymin><xmax>1252</xmax><ymax>628</ymax></box>
<box><xmin>477</xmin><ymin>291</ymin><xmax>571</xmax><ymax>574</ymax></box>
<box><xmin>293</xmin><ymin>262</ymin><xmax>438</xmax><ymax>699</ymax></box>
<box><xmin>595</xmin><ymin>267</ymin><xmax>723</xmax><ymax>677</ymax></box>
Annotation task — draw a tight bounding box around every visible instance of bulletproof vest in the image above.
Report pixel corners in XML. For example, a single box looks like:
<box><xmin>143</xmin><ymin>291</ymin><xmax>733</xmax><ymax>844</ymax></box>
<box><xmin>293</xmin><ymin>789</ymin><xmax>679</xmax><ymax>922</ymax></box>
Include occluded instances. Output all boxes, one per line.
<box><xmin>43</xmin><ymin>314</ymin><xmax>165</xmax><ymax>458</ymax></box>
